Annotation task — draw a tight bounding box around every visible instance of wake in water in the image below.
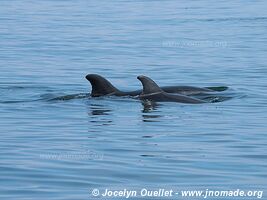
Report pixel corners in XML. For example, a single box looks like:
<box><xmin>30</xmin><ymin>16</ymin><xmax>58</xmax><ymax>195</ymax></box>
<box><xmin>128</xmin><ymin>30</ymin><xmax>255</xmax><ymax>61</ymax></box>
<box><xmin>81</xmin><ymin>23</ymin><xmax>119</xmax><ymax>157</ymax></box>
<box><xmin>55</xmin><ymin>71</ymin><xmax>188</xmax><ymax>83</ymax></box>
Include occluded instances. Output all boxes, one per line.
<box><xmin>47</xmin><ymin>93</ymin><xmax>90</xmax><ymax>101</ymax></box>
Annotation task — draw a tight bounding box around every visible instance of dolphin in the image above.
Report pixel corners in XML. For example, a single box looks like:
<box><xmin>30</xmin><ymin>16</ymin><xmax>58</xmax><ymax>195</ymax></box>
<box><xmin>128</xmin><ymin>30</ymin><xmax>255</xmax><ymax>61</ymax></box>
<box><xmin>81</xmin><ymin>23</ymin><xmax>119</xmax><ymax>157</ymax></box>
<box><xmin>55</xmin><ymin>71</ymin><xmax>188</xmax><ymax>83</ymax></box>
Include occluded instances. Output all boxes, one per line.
<box><xmin>86</xmin><ymin>74</ymin><xmax>225</xmax><ymax>97</ymax></box>
<box><xmin>137</xmin><ymin>75</ymin><xmax>206</xmax><ymax>104</ymax></box>
<box><xmin>86</xmin><ymin>74</ymin><xmax>139</xmax><ymax>97</ymax></box>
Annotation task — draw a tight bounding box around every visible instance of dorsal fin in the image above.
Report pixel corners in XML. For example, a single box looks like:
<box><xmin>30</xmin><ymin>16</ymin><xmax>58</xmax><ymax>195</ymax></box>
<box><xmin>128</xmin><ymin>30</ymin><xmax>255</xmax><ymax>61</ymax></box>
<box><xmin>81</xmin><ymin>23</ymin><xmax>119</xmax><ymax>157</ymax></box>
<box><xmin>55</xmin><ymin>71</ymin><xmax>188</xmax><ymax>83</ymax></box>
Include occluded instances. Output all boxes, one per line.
<box><xmin>85</xmin><ymin>74</ymin><xmax>119</xmax><ymax>97</ymax></box>
<box><xmin>137</xmin><ymin>75</ymin><xmax>163</xmax><ymax>95</ymax></box>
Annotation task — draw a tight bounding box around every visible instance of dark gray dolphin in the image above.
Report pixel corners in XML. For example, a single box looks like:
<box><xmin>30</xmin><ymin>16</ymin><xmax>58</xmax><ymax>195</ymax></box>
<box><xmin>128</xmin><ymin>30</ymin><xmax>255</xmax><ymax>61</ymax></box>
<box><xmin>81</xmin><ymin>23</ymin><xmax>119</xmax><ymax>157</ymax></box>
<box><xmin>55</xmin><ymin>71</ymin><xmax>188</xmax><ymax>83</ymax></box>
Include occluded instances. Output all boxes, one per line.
<box><xmin>86</xmin><ymin>74</ymin><xmax>225</xmax><ymax>97</ymax></box>
<box><xmin>137</xmin><ymin>75</ymin><xmax>206</xmax><ymax>104</ymax></box>
<box><xmin>86</xmin><ymin>74</ymin><xmax>139</xmax><ymax>97</ymax></box>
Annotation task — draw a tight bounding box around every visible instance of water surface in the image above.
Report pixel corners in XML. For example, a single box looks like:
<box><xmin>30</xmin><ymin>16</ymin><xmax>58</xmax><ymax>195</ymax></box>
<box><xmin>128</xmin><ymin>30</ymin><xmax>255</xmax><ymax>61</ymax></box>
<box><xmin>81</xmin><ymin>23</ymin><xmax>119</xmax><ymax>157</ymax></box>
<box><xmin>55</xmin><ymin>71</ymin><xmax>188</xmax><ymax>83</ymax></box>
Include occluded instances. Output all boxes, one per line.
<box><xmin>0</xmin><ymin>0</ymin><xmax>267</xmax><ymax>199</ymax></box>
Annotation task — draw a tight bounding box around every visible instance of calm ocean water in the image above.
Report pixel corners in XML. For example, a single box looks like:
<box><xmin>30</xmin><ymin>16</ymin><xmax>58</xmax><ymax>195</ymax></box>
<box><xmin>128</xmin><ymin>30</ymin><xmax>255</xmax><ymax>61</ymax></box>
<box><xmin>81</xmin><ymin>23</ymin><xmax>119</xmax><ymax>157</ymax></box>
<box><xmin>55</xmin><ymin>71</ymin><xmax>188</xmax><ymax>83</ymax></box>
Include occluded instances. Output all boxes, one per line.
<box><xmin>1</xmin><ymin>0</ymin><xmax>267</xmax><ymax>199</ymax></box>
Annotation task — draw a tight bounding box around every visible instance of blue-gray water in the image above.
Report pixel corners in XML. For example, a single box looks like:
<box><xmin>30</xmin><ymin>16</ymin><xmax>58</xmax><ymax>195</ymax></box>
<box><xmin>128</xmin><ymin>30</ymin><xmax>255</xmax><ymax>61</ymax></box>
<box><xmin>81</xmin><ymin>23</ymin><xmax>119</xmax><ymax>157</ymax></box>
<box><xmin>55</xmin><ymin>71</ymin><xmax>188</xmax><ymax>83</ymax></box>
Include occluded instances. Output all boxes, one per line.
<box><xmin>1</xmin><ymin>0</ymin><xmax>267</xmax><ymax>199</ymax></box>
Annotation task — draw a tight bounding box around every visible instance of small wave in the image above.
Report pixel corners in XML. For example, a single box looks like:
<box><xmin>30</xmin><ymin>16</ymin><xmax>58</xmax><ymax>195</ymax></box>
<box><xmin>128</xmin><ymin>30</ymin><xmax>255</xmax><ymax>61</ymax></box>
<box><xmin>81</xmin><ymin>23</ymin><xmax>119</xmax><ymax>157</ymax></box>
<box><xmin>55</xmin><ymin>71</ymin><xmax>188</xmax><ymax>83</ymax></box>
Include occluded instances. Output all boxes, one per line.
<box><xmin>189</xmin><ymin>16</ymin><xmax>267</xmax><ymax>23</ymax></box>
<box><xmin>48</xmin><ymin>93</ymin><xmax>90</xmax><ymax>101</ymax></box>
<box><xmin>0</xmin><ymin>99</ymin><xmax>39</xmax><ymax>104</ymax></box>
<box><xmin>0</xmin><ymin>83</ymin><xmax>53</xmax><ymax>91</ymax></box>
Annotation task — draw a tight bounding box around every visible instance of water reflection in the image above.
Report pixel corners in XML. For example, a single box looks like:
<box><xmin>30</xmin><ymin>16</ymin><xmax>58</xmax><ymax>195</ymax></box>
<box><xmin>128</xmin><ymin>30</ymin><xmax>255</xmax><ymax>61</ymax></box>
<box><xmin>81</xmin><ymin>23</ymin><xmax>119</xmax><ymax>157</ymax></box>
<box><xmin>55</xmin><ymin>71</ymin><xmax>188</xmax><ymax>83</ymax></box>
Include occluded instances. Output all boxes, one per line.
<box><xmin>142</xmin><ymin>100</ymin><xmax>162</xmax><ymax>122</ymax></box>
<box><xmin>91</xmin><ymin>109</ymin><xmax>111</xmax><ymax>116</ymax></box>
<box><xmin>87</xmin><ymin>103</ymin><xmax>113</xmax><ymax>126</ymax></box>
<box><xmin>142</xmin><ymin>100</ymin><xmax>159</xmax><ymax>113</ymax></box>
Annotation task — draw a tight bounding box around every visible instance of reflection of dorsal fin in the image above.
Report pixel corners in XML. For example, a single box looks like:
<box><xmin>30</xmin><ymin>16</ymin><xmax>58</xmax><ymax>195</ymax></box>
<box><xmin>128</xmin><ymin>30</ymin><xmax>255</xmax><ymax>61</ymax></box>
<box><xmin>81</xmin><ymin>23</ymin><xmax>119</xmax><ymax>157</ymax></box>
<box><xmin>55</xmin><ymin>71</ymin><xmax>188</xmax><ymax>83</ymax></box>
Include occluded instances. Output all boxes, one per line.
<box><xmin>137</xmin><ymin>75</ymin><xmax>163</xmax><ymax>95</ymax></box>
<box><xmin>85</xmin><ymin>74</ymin><xmax>119</xmax><ymax>97</ymax></box>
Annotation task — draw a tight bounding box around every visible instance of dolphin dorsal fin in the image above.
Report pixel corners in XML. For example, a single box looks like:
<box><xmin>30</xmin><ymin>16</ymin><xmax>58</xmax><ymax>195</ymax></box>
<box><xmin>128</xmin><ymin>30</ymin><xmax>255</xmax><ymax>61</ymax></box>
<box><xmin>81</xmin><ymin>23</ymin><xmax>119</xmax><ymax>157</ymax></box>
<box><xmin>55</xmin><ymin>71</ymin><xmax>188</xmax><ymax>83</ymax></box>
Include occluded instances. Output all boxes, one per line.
<box><xmin>86</xmin><ymin>74</ymin><xmax>119</xmax><ymax>97</ymax></box>
<box><xmin>137</xmin><ymin>75</ymin><xmax>163</xmax><ymax>95</ymax></box>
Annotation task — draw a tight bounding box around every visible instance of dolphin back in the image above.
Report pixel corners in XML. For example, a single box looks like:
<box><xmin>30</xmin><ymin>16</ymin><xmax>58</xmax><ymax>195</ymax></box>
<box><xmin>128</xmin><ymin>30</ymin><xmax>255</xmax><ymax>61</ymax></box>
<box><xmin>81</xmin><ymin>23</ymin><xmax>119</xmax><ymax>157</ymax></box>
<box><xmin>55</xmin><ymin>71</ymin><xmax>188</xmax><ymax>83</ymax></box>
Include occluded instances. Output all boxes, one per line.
<box><xmin>86</xmin><ymin>74</ymin><xmax>119</xmax><ymax>97</ymax></box>
<box><xmin>137</xmin><ymin>75</ymin><xmax>163</xmax><ymax>94</ymax></box>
